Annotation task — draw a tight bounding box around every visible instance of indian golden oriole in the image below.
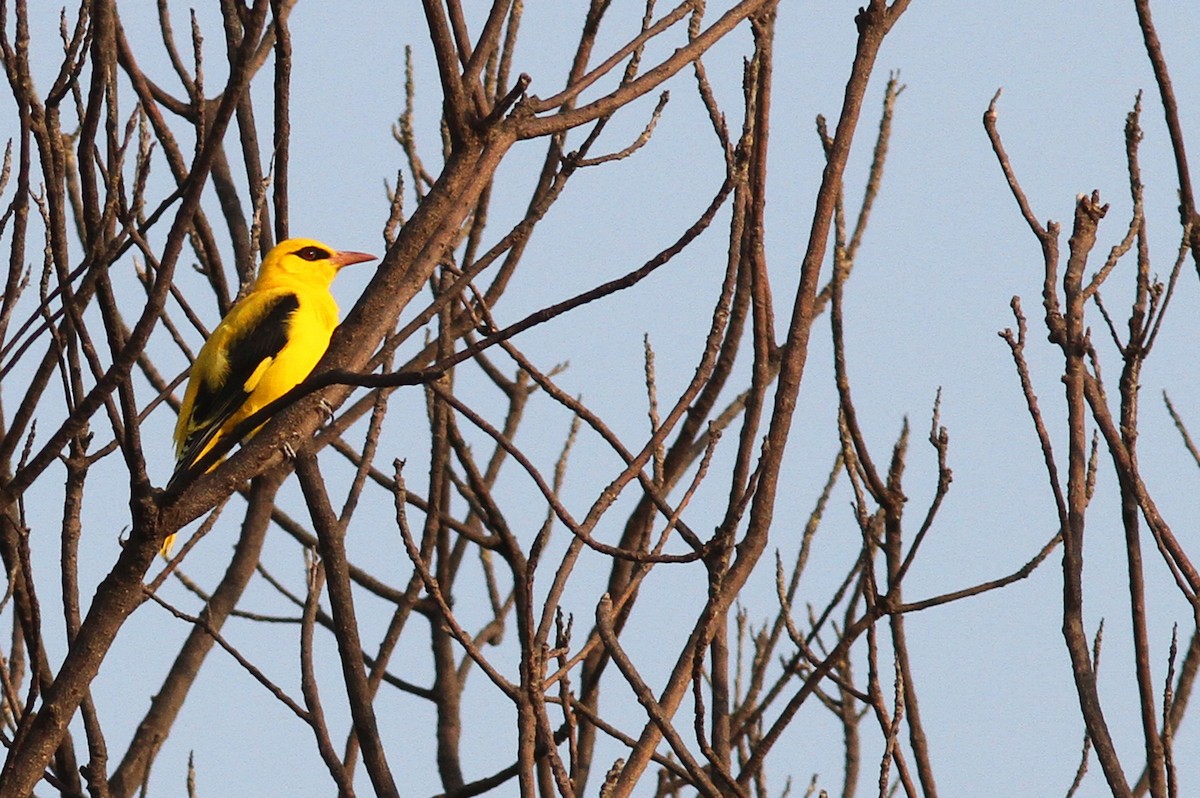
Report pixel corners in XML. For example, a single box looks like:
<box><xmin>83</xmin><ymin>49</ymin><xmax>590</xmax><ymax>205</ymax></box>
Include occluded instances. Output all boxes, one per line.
<box><xmin>167</xmin><ymin>237</ymin><xmax>375</xmax><ymax>501</ymax></box>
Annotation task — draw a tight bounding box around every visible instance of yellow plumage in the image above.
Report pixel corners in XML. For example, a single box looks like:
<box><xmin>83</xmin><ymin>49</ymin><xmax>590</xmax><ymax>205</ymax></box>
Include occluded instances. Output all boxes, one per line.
<box><xmin>164</xmin><ymin>238</ymin><xmax>374</xmax><ymax>551</ymax></box>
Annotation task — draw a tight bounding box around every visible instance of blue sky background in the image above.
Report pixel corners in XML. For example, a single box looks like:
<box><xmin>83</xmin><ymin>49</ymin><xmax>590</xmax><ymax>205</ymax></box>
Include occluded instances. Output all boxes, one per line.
<box><xmin>9</xmin><ymin>2</ymin><xmax>1200</xmax><ymax>796</ymax></box>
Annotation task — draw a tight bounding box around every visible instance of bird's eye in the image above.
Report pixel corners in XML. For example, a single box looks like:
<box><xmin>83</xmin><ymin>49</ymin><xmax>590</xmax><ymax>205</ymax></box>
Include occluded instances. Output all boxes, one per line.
<box><xmin>294</xmin><ymin>246</ymin><xmax>331</xmax><ymax>261</ymax></box>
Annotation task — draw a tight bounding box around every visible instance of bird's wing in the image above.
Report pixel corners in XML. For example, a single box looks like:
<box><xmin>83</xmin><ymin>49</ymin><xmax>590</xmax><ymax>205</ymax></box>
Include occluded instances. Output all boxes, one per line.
<box><xmin>172</xmin><ymin>290</ymin><xmax>300</xmax><ymax>482</ymax></box>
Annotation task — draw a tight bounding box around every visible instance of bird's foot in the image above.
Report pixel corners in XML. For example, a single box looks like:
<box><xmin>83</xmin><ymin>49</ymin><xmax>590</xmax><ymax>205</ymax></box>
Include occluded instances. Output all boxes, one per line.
<box><xmin>318</xmin><ymin>398</ymin><xmax>335</xmax><ymax>422</ymax></box>
<box><xmin>282</xmin><ymin>441</ymin><xmax>297</xmax><ymax>460</ymax></box>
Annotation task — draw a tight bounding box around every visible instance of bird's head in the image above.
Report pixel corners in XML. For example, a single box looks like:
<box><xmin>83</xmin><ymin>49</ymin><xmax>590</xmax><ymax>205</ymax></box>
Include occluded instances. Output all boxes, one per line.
<box><xmin>256</xmin><ymin>237</ymin><xmax>376</xmax><ymax>290</ymax></box>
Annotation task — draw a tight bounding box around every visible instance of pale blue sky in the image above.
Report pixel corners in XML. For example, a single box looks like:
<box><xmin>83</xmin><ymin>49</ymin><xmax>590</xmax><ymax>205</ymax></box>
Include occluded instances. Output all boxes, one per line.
<box><xmin>8</xmin><ymin>2</ymin><xmax>1200</xmax><ymax>796</ymax></box>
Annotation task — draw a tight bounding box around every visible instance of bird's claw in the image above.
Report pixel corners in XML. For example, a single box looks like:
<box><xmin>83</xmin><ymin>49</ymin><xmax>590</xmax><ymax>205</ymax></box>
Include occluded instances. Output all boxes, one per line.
<box><xmin>318</xmin><ymin>398</ymin><xmax>335</xmax><ymax>422</ymax></box>
<box><xmin>282</xmin><ymin>442</ymin><xmax>297</xmax><ymax>460</ymax></box>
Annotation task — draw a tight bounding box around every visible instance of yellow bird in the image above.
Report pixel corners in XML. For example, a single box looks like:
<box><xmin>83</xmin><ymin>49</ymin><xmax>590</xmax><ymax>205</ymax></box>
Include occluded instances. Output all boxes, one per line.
<box><xmin>167</xmin><ymin>238</ymin><xmax>375</xmax><ymax>500</ymax></box>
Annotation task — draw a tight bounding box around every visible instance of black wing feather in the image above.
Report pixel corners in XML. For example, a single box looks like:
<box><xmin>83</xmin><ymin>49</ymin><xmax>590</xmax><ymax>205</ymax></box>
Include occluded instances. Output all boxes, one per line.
<box><xmin>173</xmin><ymin>293</ymin><xmax>299</xmax><ymax>481</ymax></box>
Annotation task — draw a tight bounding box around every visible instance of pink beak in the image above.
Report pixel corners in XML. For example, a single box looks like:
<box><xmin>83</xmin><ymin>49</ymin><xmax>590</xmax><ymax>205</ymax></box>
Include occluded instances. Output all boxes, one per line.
<box><xmin>331</xmin><ymin>250</ymin><xmax>376</xmax><ymax>269</ymax></box>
